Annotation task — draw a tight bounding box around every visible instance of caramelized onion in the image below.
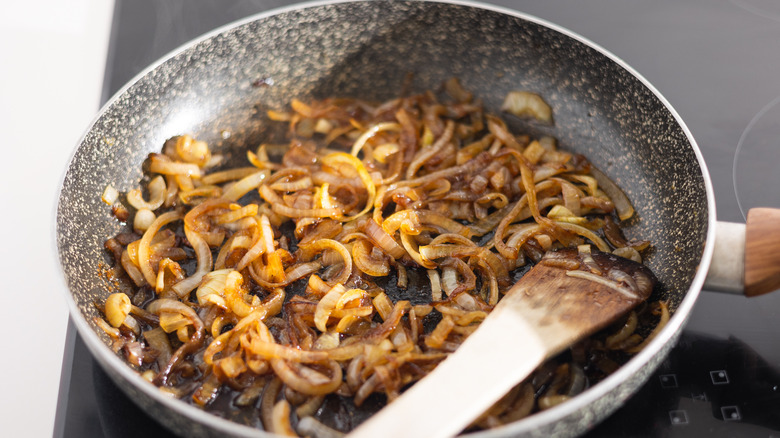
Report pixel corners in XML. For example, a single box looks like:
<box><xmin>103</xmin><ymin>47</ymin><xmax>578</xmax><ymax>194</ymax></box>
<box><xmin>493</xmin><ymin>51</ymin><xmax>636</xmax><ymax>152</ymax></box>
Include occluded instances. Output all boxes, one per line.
<box><xmin>352</xmin><ymin>239</ymin><xmax>391</xmax><ymax>277</ymax></box>
<box><xmin>360</xmin><ymin>218</ymin><xmax>406</xmax><ymax>259</ymax></box>
<box><xmin>350</xmin><ymin>122</ymin><xmax>401</xmax><ymax>156</ymax></box>
<box><xmin>626</xmin><ymin>301</ymin><xmax>669</xmax><ymax>353</ymax></box>
<box><xmin>171</xmin><ymin>225</ymin><xmax>212</xmax><ymax>297</ymax></box>
<box><xmin>98</xmin><ymin>82</ymin><xmax>658</xmax><ymax>435</ymax></box>
<box><xmin>149</xmin><ymin>153</ymin><xmax>202</xmax><ymax>178</ymax></box>
<box><xmin>127</xmin><ymin>175</ymin><xmax>166</xmax><ymax>211</ymax></box>
<box><xmin>590</xmin><ymin>166</ymin><xmax>634</xmax><ymax>221</ymax></box>
<box><xmin>137</xmin><ymin>210</ymin><xmax>184</xmax><ymax>286</ymax></box>
<box><xmin>322</xmin><ymin>152</ymin><xmax>376</xmax><ymax>221</ymax></box>
<box><xmin>501</xmin><ymin>90</ymin><xmax>553</xmax><ymax>123</ymax></box>
<box><xmin>222</xmin><ymin>170</ymin><xmax>269</xmax><ymax>201</ymax></box>
<box><xmin>104</xmin><ymin>293</ymin><xmax>132</xmax><ymax>328</ymax></box>
<box><xmin>271</xmin><ymin>358</ymin><xmax>343</xmax><ymax>396</ymax></box>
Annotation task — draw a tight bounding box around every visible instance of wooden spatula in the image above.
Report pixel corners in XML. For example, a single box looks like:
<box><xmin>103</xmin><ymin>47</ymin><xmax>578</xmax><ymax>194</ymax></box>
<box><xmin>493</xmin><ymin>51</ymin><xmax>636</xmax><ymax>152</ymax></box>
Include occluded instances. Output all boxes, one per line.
<box><xmin>349</xmin><ymin>246</ymin><xmax>656</xmax><ymax>438</ymax></box>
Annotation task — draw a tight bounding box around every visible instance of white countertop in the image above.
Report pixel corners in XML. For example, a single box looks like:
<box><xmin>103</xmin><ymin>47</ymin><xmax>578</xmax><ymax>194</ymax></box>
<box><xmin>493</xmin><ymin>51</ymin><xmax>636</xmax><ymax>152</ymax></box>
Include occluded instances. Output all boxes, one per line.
<box><xmin>0</xmin><ymin>0</ymin><xmax>114</xmax><ymax>436</ymax></box>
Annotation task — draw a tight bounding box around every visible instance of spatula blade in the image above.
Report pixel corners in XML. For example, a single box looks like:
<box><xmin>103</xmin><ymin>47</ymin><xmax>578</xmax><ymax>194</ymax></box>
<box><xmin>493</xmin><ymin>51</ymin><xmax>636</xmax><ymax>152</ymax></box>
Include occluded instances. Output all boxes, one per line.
<box><xmin>500</xmin><ymin>247</ymin><xmax>655</xmax><ymax>357</ymax></box>
<box><xmin>349</xmin><ymin>246</ymin><xmax>656</xmax><ymax>438</ymax></box>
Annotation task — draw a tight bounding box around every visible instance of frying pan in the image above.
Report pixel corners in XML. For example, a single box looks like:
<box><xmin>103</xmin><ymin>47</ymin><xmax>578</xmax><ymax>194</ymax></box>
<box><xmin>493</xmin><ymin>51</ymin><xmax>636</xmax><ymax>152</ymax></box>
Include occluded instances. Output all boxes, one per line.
<box><xmin>55</xmin><ymin>1</ymin><xmax>778</xmax><ymax>436</ymax></box>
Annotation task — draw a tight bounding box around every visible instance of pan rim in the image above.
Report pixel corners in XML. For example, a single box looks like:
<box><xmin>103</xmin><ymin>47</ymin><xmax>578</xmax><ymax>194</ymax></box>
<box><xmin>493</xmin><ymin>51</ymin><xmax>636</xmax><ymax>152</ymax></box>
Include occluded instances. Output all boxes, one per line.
<box><xmin>55</xmin><ymin>0</ymin><xmax>718</xmax><ymax>436</ymax></box>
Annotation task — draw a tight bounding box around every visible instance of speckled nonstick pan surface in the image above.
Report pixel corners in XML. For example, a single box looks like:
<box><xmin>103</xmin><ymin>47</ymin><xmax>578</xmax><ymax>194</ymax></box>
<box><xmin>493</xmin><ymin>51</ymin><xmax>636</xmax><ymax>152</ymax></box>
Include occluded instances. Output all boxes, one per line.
<box><xmin>56</xmin><ymin>1</ymin><xmax>714</xmax><ymax>437</ymax></box>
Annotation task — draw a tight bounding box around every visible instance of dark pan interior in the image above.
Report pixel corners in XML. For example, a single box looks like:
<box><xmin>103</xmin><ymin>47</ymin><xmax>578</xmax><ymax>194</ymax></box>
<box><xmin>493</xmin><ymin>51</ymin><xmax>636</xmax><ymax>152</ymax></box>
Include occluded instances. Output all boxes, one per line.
<box><xmin>56</xmin><ymin>1</ymin><xmax>709</xmax><ymax>436</ymax></box>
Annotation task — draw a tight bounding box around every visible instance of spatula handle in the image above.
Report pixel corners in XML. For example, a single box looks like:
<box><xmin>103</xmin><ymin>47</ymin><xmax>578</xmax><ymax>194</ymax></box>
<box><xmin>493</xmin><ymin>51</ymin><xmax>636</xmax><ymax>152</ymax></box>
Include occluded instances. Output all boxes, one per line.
<box><xmin>347</xmin><ymin>312</ymin><xmax>546</xmax><ymax>438</ymax></box>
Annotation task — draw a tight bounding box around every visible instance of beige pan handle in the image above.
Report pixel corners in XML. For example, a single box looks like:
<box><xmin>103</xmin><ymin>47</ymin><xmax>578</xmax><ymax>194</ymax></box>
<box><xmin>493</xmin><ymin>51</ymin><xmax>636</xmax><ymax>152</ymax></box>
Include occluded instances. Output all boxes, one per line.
<box><xmin>705</xmin><ymin>208</ymin><xmax>780</xmax><ymax>296</ymax></box>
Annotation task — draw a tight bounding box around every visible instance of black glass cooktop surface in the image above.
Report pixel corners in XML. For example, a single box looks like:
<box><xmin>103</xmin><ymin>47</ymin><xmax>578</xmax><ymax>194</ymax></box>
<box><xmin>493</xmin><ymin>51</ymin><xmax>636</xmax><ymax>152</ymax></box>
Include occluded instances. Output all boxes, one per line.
<box><xmin>56</xmin><ymin>1</ymin><xmax>780</xmax><ymax>437</ymax></box>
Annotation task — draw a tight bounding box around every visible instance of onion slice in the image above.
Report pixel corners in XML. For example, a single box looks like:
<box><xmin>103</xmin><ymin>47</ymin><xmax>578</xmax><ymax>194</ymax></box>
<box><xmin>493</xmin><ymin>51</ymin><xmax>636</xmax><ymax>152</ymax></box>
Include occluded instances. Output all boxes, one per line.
<box><xmin>589</xmin><ymin>166</ymin><xmax>635</xmax><ymax>221</ymax></box>
<box><xmin>361</xmin><ymin>218</ymin><xmax>406</xmax><ymax>259</ymax></box>
<box><xmin>350</xmin><ymin>122</ymin><xmax>401</xmax><ymax>157</ymax></box>
<box><xmin>321</xmin><ymin>152</ymin><xmax>375</xmax><ymax>221</ymax></box>
<box><xmin>137</xmin><ymin>210</ymin><xmax>183</xmax><ymax>286</ymax></box>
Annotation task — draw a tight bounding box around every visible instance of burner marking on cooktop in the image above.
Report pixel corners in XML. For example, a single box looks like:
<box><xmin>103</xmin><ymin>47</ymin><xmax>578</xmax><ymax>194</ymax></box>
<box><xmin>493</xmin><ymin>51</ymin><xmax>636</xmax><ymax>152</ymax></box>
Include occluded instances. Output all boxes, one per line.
<box><xmin>669</xmin><ymin>410</ymin><xmax>689</xmax><ymax>426</ymax></box>
<box><xmin>691</xmin><ymin>392</ymin><xmax>708</xmax><ymax>402</ymax></box>
<box><xmin>730</xmin><ymin>0</ymin><xmax>780</xmax><ymax>23</ymax></box>
<box><xmin>721</xmin><ymin>405</ymin><xmax>742</xmax><ymax>422</ymax></box>
<box><xmin>659</xmin><ymin>374</ymin><xmax>679</xmax><ymax>389</ymax></box>
<box><xmin>733</xmin><ymin>93</ymin><xmax>780</xmax><ymax>219</ymax></box>
<box><xmin>710</xmin><ymin>370</ymin><xmax>730</xmax><ymax>385</ymax></box>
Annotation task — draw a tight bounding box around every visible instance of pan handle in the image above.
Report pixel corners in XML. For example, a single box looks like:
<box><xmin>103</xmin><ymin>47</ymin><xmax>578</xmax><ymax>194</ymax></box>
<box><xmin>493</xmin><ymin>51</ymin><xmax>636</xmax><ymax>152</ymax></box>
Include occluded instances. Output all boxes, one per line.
<box><xmin>705</xmin><ymin>208</ymin><xmax>780</xmax><ymax>296</ymax></box>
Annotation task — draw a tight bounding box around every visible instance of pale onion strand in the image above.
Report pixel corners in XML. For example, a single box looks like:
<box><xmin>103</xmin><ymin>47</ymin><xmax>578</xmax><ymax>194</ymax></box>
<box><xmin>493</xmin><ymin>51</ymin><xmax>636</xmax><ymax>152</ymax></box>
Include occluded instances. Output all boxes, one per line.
<box><xmin>350</xmin><ymin>122</ymin><xmax>402</xmax><ymax>157</ymax></box>
<box><xmin>126</xmin><ymin>175</ymin><xmax>166</xmax><ymax>210</ymax></box>
<box><xmin>321</xmin><ymin>152</ymin><xmax>376</xmax><ymax>221</ymax></box>
<box><xmin>171</xmin><ymin>225</ymin><xmax>212</xmax><ymax>297</ymax></box>
<box><xmin>297</xmin><ymin>239</ymin><xmax>353</xmax><ymax>285</ymax></box>
<box><xmin>222</xmin><ymin>170</ymin><xmax>270</xmax><ymax>202</ymax></box>
<box><xmin>137</xmin><ymin>210</ymin><xmax>184</xmax><ymax>286</ymax></box>
<box><xmin>236</xmin><ymin>219</ymin><xmax>266</xmax><ymax>271</ymax></box>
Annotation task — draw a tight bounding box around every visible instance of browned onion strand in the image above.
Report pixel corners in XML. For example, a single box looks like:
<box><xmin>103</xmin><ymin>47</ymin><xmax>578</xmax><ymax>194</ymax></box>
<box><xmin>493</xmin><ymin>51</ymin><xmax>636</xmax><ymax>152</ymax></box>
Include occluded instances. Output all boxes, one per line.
<box><xmin>97</xmin><ymin>79</ymin><xmax>667</xmax><ymax>436</ymax></box>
